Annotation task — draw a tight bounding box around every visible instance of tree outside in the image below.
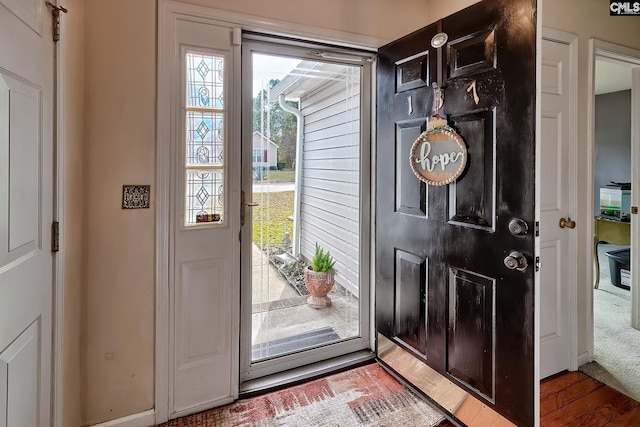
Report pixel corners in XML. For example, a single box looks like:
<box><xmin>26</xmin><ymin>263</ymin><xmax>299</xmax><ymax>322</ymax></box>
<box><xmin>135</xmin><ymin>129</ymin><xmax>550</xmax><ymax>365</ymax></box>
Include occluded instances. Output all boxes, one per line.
<box><xmin>253</xmin><ymin>78</ymin><xmax>298</xmax><ymax>170</ymax></box>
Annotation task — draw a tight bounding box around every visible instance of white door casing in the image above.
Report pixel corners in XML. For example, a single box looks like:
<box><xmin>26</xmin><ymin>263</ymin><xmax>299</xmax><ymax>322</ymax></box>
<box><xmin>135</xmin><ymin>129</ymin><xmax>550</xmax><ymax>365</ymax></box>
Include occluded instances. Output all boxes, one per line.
<box><xmin>587</xmin><ymin>40</ymin><xmax>640</xmax><ymax>358</ymax></box>
<box><xmin>0</xmin><ymin>2</ymin><xmax>55</xmax><ymax>427</ymax></box>
<box><xmin>631</xmin><ymin>67</ymin><xmax>639</xmax><ymax>330</ymax></box>
<box><xmin>539</xmin><ymin>30</ymin><xmax>578</xmax><ymax>378</ymax></box>
<box><xmin>156</xmin><ymin>2</ymin><xmax>381</xmax><ymax>424</ymax></box>
<box><xmin>158</xmin><ymin>6</ymin><xmax>241</xmax><ymax>419</ymax></box>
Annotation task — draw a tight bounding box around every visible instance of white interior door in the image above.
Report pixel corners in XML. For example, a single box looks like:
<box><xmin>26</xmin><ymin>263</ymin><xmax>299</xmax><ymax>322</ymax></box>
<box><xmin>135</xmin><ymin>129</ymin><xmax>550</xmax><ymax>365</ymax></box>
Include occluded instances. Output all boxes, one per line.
<box><xmin>0</xmin><ymin>2</ymin><xmax>54</xmax><ymax>426</ymax></box>
<box><xmin>540</xmin><ymin>33</ymin><xmax>577</xmax><ymax>378</ymax></box>
<box><xmin>162</xmin><ymin>10</ymin><xmax>241</xmax><ymax>419</ymax></box>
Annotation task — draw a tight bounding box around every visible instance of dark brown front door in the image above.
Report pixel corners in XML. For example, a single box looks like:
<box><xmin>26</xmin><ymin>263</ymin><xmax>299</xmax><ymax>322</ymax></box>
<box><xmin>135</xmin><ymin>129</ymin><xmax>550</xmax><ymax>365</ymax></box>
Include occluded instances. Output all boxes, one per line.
<box><xmin>375</xmin><ymin>1</ymin><xmax>537</xmax><ymax>426</ymax></box>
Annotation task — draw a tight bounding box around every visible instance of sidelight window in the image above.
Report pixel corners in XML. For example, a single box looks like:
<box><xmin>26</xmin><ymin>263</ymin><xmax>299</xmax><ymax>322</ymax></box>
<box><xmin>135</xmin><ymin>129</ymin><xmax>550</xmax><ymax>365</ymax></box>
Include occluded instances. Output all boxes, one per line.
<box><xmin>184</xmin><ymin>52</ymin><xmax>225</xmax><ymax>225</ymax></box>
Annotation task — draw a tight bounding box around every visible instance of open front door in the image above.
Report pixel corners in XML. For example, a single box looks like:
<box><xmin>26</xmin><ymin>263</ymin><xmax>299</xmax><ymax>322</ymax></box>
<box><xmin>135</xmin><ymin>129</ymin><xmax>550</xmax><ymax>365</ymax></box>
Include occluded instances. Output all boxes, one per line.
<box><xmin>375</xmin><ymin>1</ymin><xmax>537</xmax><ymax>426</ymax></box>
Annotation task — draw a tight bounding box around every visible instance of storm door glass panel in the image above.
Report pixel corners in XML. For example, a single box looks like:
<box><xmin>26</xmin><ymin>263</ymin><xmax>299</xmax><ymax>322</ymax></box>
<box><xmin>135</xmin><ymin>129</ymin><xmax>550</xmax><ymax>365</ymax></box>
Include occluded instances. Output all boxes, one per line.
<box><xmin>250</xmin><ymin>53</ymin><xmax>362</xmax><ymax>362</ymax></box>
<box><xmin>185</xmin><ymin>52</ymin><xmax>225</xmax><ymax>225</ymax></box>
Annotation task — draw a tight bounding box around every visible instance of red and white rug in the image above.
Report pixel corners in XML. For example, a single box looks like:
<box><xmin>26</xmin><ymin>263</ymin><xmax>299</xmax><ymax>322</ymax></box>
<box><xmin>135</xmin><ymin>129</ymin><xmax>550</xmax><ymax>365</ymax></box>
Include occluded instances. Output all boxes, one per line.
<box><xmin>159</xmin><ymin>363</ymin><xmax>445</xmax><ymax>426</ymax></box>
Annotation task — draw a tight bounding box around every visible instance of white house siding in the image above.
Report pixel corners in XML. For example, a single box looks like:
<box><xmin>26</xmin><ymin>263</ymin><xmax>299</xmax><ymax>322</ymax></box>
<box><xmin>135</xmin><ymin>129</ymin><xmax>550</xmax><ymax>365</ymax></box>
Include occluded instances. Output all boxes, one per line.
<box><xmin>252</xmin><ymin>132</ymin><xmax>278</xmax><ymax>169</ymax></box>
<box><xmin>299</xmin><ymin>77</ymin><xmax>361</xmax><ymax>296</ymax></box>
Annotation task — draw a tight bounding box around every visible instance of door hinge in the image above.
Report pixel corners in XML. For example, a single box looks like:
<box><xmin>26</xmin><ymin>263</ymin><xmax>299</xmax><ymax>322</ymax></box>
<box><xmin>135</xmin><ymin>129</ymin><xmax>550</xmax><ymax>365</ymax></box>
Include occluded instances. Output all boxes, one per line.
<box><xmin>632</xmin><ymin>206</ymin><xmax>638</xmax><ymax>215</ymax></box>
<box><xmin>535</xmin><ymin>221</ymin><xmax>540</xmax><ymax>237</ymax></box>
<box><xmin>535</xmin><ymin>256</ymin><xmax>540</xmax><ymax>272</ymax></box>
<box><xmin>52</xmin><ymin>221</ymin><xmax>60</xmax><ymax>252</ymax></box>
<box><xmin>45</xmin><ymin>2</ymin><xmax>68</xmax><ymax>43</ymax></box>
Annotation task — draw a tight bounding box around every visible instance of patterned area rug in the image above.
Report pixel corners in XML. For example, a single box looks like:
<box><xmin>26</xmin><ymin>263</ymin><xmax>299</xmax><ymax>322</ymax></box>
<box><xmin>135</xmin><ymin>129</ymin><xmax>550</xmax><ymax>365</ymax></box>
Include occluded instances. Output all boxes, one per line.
<box><xmin>159</xmin><ymin>363</ymin><xmax>445</xmax><ymax>427</ymax></box>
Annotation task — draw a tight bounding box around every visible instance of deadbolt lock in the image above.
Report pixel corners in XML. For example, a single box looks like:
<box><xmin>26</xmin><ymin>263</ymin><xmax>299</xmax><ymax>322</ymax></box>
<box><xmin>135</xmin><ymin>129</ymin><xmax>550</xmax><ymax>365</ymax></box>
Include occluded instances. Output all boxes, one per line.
<box><xmin>508</xmin><ymin>218</ymin><xmax>528</xmax><ymax>236</ymax></box>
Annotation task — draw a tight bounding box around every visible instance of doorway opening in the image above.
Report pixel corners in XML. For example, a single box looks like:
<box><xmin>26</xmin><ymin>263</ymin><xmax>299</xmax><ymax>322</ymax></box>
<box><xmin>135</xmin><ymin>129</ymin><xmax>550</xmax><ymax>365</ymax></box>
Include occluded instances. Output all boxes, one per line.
<box><xmin>240</xmin><ymin>40</ymin><xmax>372</xmax><ymax>384</ymax></box>
<box><xmin>586</xmin><ymin>41</ymin><xmax>640</xmax><ymax>402</ymax></box>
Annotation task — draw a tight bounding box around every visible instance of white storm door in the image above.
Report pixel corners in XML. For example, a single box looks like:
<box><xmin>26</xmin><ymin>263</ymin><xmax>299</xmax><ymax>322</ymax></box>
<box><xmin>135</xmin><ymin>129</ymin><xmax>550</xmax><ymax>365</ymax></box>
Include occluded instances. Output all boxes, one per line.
<box><xmin>163</xmin><ymin>12</ymin><xmax>241</xmax><ymax>419</ymax></box>
<box><xmin>540</xmin><ymin>33</ymin><xmax>577</xmax><ymax>379</ymax></box>
<box><xmin>0</xmin><ymin>2</ymin><xmax>54</xmax><ymax>427</ymax></box>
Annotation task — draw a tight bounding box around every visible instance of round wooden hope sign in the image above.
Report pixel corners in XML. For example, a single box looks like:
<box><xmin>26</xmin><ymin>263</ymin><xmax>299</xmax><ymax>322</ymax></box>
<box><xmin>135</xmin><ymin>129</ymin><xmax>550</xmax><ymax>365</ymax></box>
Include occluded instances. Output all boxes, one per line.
<box><xmin>410</xmin><ymin>126</ymin><xmax>468</xmax><ymax>186</ymax></box>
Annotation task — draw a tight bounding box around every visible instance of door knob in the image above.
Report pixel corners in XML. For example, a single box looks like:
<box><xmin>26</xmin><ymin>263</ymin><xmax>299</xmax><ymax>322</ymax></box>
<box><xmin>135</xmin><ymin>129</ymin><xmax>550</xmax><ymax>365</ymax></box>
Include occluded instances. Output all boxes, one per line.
<box><xmin>508</xmin><ymin>218</ymin><xmax>528</xmax><ymax>236</ymax></box>
<box><xmin>504</xmin><ymin>251</ymin><xmax>528</xmax><ymax>272</ymax></box>
<box><xmin>559</xmin><ymin>217</ymin><xmax>576</xmax><ymax>229</ymax></box>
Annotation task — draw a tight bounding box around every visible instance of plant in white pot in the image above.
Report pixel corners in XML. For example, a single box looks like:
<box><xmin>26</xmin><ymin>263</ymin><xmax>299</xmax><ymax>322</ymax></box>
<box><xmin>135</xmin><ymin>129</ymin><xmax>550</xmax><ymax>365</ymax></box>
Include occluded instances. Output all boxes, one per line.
<box><xmin>303</xmin><ymin>243</ymin><xmax>336</xmax><ymax>309</ymax></box>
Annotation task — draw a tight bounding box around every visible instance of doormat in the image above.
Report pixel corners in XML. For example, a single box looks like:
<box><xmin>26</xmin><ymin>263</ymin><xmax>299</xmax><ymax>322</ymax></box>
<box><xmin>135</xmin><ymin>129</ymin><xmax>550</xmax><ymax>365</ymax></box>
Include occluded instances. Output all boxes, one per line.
<box><xmin>251</xmin><ymin>326</ymin><xmax>341</xmax><ymax>360</ymax></box>
<box><xmin>159</xmin><ymin>363</ymin><xmax>445</xmax><ymax>427</ymax></box>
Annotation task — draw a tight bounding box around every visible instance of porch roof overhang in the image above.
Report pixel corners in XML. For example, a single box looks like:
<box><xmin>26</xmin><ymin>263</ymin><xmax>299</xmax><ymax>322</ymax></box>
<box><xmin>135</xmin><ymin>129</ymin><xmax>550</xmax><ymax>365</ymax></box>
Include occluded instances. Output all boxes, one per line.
<box><xmin>268</xmin><ymin>60</ymin><xmax>353</xmax><ymax>102</ymax></box>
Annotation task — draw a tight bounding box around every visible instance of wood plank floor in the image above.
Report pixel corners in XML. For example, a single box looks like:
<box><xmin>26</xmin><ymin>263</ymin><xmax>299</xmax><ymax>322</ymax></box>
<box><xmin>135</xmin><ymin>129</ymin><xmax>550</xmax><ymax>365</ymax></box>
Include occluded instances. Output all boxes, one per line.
<box><xmin>436</xmin><ymin>371</ymin><xmax>640</xmax><ymax>426</ymax></box>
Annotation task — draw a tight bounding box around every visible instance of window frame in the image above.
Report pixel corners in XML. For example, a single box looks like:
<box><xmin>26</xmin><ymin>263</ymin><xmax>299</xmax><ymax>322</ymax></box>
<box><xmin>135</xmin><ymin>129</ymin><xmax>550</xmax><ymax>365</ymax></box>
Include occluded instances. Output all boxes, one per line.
<box><xmin>239</xmin><ymin>38</ymin><xmax>374</xmax><ymax>384</ymax></box>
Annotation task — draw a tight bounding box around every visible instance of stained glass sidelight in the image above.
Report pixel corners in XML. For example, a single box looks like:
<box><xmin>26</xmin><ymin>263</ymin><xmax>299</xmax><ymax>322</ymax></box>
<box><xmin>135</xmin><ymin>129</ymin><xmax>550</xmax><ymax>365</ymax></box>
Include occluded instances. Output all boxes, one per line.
<box><xmin>186</xmin><ymin>53</ymin><xmax>224</xmax><ymax>108</ymax></box>
<box><xmin>186</xmin><ymin>111</ymin><xmax>224</xmax><ymax>165</ymax></box>
<box><xmin>185</xmin><ymin>170</ymin><xmax>224</xmax><ymax>224</ymax></box>
<box><xmin>185</xmin><ymin>52</ymin><xmax>225</xmax><ymax>225</ymax></box>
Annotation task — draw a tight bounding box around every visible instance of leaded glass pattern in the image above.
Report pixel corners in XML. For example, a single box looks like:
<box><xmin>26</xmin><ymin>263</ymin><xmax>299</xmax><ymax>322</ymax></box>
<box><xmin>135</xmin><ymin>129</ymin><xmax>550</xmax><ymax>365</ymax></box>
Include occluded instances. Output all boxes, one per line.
<box><xmin>185</xmin><ymin>51</ymin><xmax>225</xmax><ymax>226</ymax></box>
<box><xmin>186</xmin><ymin>53</ymin><xmax>224</xmax><ymax>109</ymax></box>
<box><xmin>186</xmin><ymin>170</ymin><xmax>224</xmax><ymax>224</ymax></box>
<box><xmin>186</xmin><ymin>111</ymin><xmax>224</xmax><ymax>166</ymax></box>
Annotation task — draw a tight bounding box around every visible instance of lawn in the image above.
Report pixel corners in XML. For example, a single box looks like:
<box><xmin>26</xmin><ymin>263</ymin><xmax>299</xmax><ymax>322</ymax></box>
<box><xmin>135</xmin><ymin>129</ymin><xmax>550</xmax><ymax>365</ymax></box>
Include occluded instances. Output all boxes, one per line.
<box><xmin>263</xmin><ymin>169</ymin><xmax>295</xmax><ymax>183</ymax></box>
<box><xmin>252</xmin><ymin>191</ymin><xmax>294</xmax><ymax>250</ymax></box>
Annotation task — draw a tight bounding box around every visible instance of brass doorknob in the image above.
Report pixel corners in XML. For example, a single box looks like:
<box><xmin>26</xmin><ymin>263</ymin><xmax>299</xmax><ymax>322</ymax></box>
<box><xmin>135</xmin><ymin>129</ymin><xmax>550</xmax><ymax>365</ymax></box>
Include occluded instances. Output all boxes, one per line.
<box><xmin>559</xmin><ymin>217</ymin><xmax>576</xmax><ymax>229</ymax></box>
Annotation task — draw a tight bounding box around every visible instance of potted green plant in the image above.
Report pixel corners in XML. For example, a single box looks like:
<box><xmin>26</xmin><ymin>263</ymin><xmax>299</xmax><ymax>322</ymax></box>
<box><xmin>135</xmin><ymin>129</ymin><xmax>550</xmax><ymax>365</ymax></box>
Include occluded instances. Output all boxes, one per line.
<box><xmin>303</xmin><ymin>243</ymin><xmax>336</xmax><ymax>309</ymax></box>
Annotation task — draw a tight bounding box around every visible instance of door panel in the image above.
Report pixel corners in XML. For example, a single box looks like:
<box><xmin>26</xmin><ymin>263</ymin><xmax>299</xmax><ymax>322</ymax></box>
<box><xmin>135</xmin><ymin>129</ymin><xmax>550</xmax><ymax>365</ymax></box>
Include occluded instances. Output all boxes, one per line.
<box><xmin>394</xmin><ymin>250</ymin><xmax>427</xmax><ymax>355</ymax></box>
<box><xmin>376</xmin><ymin>23</ymin><xmax>444</xmax><ymax>358</ymax></box>
<box><xmin>0</xmin><ymin>4</ymin><xmax>53</xmax><ymax>427</ymax></box>
<box><xmin>395</xmin><ymin>121</ymin><xmax>428</xmax><ymax>216</ymax></box>
<box><xmin>376</xmin><ymin>1</ymin><xmax>537</xmax><ymax>426</ymax></box>
<box><xmin>447</xmin><ymin>267</ymin><xmax>495</xmax><ymax>401</ymax></box>
<box><xmin>448</xmin><ymin>110</ymin><xmax>496</xmax><ymax>230</ymax></box>
<box><xmin>166</xmin><ymin>20</ymin><xmax>241</xmax><ymax>417</ymax></box>
<box><xmin>540</xmin><ymin>37</ymin><xmax>574</xmax><ymax>378</ymax></box>
<box><xmin>0</xmin><ymin>322</ymin><xmax>40</xmax><ymax>427</ymax></box>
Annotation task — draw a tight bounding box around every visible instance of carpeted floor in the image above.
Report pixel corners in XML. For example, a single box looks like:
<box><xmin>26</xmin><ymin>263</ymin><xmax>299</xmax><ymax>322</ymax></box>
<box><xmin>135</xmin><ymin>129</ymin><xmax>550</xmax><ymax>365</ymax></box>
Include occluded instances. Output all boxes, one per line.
<box><xmin>159</xmin><ymin>363</ymin><xmax>445</xmax><ymax>427</ymax></box>
<box><xmin>580</xmin><ymin>243</ymin><xmax>640</xmax><ymax>402</ymax></box>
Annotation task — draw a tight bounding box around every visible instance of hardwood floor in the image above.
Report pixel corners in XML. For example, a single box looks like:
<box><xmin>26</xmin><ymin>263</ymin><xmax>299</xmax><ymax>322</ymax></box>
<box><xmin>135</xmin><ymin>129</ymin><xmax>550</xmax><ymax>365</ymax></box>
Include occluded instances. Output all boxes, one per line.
<box><xmin>436</xmin><ymin>371</ymin><xmax>640</xmax><ymax>426</ymax></box>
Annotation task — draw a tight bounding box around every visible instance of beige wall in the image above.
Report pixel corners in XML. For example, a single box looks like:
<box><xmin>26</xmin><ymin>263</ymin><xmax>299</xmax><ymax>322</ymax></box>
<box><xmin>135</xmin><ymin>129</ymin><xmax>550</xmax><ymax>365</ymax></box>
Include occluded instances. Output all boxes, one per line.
<box><xmin>83</xmin><ymin>0</ymin><xmax>156</xmax><ymax>424</ymax></box>
<box><xmin>542</xmin><ymin>0</ymin><xmax>640</xmax><ymax>361</ymax></box>
<box><xmin>62</xmin><ymin>0</ymin><xmax>86</xmax><ymax>426</ymax></box>
<box><xmin>185</xmin><ymin>0</ymin><xmax>478</xmax><ymax>42</ymax></box>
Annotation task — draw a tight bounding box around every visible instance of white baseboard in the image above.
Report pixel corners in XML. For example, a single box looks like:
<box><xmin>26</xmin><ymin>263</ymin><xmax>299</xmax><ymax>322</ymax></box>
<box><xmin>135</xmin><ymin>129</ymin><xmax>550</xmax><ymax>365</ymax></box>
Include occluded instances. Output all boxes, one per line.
<box><xmin>577</xmin><ymin>351</ymin><xmax>592</xmax><ymax>368</ymax></box>
<box><xmin>91</xmin><ymin>409</ymin><xmax>155</xmax><ymax>427</ymax></box>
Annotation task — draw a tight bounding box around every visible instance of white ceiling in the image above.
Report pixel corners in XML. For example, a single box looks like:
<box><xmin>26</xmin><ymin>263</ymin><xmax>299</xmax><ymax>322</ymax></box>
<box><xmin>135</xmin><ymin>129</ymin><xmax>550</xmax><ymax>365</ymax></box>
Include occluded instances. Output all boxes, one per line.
<box><xmin>595</xmin><ymin>57</ymin><xmax>635</xmax><ymax>95</ymax></box>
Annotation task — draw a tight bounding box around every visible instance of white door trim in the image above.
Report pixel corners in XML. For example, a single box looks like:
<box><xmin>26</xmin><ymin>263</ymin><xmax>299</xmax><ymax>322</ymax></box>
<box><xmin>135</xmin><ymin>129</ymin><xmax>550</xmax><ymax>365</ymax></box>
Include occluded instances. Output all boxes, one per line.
<box><xmin>632</xmin><ymin>67</ymin><xmax>640</xmax><ymax>330</ymax></box>
<box><xmin>587</xmin><ymin>39</ymin><xmax>640</xmax><ymax>359</ymax></box>
<box><xmin>53</xmin><ymin>1</ymin><xmax>67</xmax><ymax>426</ymax></box>
<box><xmin>155</xmin><ymin>1</ymin><xmax>379</xmax><ymax>424</ymax></box>
<box><xmin>90</xmin><ymin>409</ymin><xmax>155</xmax><ymax>427</ymax></box>
<box><xmin>541</xmin><ymin>27</ymin><xmax>579</xmax><ymax>372</ymax></box>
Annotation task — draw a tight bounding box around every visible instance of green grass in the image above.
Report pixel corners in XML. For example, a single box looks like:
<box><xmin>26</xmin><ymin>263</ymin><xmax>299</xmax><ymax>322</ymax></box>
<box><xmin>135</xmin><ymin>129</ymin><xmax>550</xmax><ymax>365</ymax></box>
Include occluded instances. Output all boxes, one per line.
<box><xmin>252</xmin><ymin>191</ymin><xmax>294</xmax><ymax>250</ymax></box>
<box><xmin>264</xmin><ymin>169</ymin><xmax>295</xmax><ymax>183</ymax></box>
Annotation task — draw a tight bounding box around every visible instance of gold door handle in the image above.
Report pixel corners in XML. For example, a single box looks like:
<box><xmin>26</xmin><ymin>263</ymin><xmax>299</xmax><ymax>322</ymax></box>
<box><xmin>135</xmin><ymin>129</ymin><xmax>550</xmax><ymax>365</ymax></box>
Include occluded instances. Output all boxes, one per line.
<box><xmin>559</xmin><ymin>217</ymin><xmax>576</xmax><ymax>229</ymax></box>
<box><xmin>241</xmin><ymin>190</ymin><xmax>259</xmax><ymax>226</ymax></box>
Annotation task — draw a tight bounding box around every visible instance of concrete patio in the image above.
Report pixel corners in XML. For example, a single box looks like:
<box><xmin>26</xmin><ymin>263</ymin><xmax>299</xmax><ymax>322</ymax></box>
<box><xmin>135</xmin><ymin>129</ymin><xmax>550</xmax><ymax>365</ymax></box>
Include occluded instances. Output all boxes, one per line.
<box><xmin>251</xmin><ymin>244</ymin><xmax>359</xmax><ymax>359</ymax></box>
